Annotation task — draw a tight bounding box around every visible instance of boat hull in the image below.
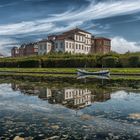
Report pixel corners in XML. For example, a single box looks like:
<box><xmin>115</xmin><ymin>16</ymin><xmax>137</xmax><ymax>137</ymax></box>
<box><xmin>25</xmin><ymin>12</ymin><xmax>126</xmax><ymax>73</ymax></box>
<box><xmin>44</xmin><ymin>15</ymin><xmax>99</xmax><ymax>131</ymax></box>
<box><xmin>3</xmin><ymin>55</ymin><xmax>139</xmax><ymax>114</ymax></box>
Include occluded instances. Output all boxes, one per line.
<box><xmin>77</xmin><ymin>69</ymin><xmax>110</xmax><ymax>76</ymax></box>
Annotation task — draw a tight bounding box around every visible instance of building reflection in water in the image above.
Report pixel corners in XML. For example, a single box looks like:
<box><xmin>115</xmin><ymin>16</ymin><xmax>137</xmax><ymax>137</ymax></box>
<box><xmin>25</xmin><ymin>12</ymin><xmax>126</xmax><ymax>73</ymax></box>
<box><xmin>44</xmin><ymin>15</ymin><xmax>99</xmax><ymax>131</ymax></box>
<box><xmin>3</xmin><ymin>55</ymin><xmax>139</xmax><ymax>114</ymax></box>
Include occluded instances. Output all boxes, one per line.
<box><xmin>11</xmin><ymin>83</ymin><xmax>111</xmax><ymax>110</ymax></box>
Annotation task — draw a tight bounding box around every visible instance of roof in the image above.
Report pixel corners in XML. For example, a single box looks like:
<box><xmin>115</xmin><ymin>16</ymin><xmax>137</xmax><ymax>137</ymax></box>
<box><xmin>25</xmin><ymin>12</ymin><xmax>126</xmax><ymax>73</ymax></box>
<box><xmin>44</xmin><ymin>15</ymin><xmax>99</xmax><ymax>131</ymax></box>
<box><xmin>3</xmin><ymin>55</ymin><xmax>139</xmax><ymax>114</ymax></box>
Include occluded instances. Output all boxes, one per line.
<box><xmin>63</xmin><ymin>28</ymin><xmax>92</xmax><ymax>35</ymax></box>
<box><xmin>12</xmin><ymin>46</ymin><xmax>19</xmax><ymax>49</ymax></box>
<box><xmin>0</xmin><ymin>53</ymin><xmax>4</xmax><ymax>56</ymax></box>
<box><xmin>20</xmin><ymin>44</ymin><xmax>26</xmax><ymax>48</ymax></box>
<box><xmin>64</xmin><ymin>38</ymin><xmax>74</xmax><ymax>42</ymax></box>
<box><xmin>95</xmin><ymin>37</ymin><xmax>111</xmax><ymax>41</ymax></box>
<box><xmin>75</xmin><ymin>32</ymin><xmax>86</xmax><ymax>36</ymax></box>
<box><xmin>48</xmin><ymin>35</ymin><xmax>57</xmax><ymax>38</ymax></box>
<box><xmin>56</xmin><ymin>35</ymin><xmax>68</xmax><ymax>40</ymax></box>
<box><xmin>38</xmin><ymin>39</ymin><xmax>52</xmax><ymax>43</ymax></box>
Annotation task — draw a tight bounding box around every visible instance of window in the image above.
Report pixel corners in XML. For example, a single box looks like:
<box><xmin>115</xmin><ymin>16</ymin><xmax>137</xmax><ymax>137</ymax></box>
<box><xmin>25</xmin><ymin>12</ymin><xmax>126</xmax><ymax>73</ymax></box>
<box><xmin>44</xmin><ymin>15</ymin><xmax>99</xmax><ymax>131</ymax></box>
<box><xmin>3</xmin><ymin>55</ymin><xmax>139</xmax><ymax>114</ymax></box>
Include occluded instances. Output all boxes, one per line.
<box><xmin>61</xmin><ymin>42</ymin><xmax>63</xmax><ymax>48</ymax></box>
<box><xmin>72</xmin><ymin>43</ymin><xmax>74</xmax><ymax>49</ymax></box>
<box><xmin>55</xmin><ymin>43</ymin><xmax>58</xmax><ymax>48</ymax></box>
<box><xmin>48</xmin><ymin>44</ymin><xmax>51</xmax><ymax>50</ymax></box>
<box><xmin>69</xmin><ymin>43</ymin><xmax>71</xmax><ymax>49</ymax></box>
<box><xmin>79</xmin><ymin>44</ymin><xmax>81</xmax><ymax>50</ymax></box>
<box><xmin>82</xmin><ymin>45</ymin><xmax>84</xmax><ymax>50</ymax></box>
<box><xmin>76</xmin><ymin>35</ymin><xmax>78</xmax><ymax>41</ymax></box>
<box><xmin>40</xmin><ymin>45</ymin><xmax>42</xmax><ymax>50</ymax></box>
<box><xmin>66</xmin><ymin>42</ymin><xmax>68</xmax><ymax>48</ymax></box>
<box><xmin>66</xmin><ymin>92</ymin><xmax>68</xmax><ymax>98</ymax></box>
<box><xmin>44</xmin><ymin>44</ymin><xmax>47</xmax><ymax>50</ymax></box>
<box><xmin>76</xmin><ymin>44</ymin><xmax>78</xmax><ymax>49</ymax></box>
<box><xmin>82</xmin><ymin>36</ymin><xmax>84</xmax><ymax>42</ymax></box>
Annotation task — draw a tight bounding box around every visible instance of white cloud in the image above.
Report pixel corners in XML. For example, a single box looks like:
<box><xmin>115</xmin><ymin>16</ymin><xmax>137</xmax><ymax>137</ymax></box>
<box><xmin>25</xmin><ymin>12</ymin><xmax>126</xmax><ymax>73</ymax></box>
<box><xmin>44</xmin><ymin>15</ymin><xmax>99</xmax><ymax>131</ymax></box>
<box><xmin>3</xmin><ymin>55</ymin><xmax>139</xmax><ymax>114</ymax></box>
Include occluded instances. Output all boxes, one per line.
<box><xmin>47</xmin><ymin>0</ymin><xmax>140</xmax><ymax>22</ymax></box>
<box><xmin>1</xmin><ymin>0</ymin><xmax>140</xmax><ymax>54</ymax></box>
<box><xmin>111</xmin><ymin>37</ymin><xmax>140</xmax><ymax>54</ymax></box>
<box><xmin>1</xmin><ymin>0</ymin><xmax>140</xmax><ymax>36</ymax></box>
<box><xmin>51</xmin><ymin>21</ymin><xmax>84</xmax><ymax>33</ymax></box>
<box><xmin>0</xmin><ymin>38</ymin><xmax>19</xmax><ymax>56</ymax></box>
<box><xmin>0</xmin><ymin>22</ymin><xmax>54</xmax><ymax>36</ymax></box>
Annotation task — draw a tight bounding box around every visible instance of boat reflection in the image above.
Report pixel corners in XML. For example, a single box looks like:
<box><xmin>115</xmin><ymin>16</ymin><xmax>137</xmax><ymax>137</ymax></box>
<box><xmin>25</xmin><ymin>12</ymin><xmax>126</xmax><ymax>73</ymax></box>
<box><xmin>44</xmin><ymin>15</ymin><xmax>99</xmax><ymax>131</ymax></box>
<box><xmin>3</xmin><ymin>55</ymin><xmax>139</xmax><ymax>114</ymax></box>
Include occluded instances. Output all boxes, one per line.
<box><xmin>77</xmin><ymin>74</ymin><xmax>110</xmax><ymax>80</ymax></box>
<box><xmin>11</xmin><ymin>83</ymin><xmax>111</xmax><ymax>110</ymax></box>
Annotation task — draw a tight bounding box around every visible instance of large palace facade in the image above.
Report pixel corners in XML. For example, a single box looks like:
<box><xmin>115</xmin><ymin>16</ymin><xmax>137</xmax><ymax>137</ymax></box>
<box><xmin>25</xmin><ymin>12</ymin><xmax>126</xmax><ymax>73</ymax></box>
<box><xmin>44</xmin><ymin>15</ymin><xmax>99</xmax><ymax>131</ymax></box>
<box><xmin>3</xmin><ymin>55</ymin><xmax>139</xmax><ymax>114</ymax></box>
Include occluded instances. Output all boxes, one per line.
<box><xmin>11</xmin><ymin>28</ymin><xmax>111</xmax><ymax>57</ymax></box>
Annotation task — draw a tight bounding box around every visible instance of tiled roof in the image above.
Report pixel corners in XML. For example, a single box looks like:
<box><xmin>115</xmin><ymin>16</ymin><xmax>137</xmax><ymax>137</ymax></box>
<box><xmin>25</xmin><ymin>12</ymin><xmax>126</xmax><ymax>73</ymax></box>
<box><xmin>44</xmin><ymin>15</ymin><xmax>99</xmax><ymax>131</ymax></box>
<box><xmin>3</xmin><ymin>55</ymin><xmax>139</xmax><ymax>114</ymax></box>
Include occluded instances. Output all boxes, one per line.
<box><xmin>95</xmin><ymin>37</ymin><xmax>111</xmax><ymax>41</ymax></box>
<box><xmin>38</xmin><ymin>39</ymin><xmax>52</xmax><ymax>43</ymax></box>
<box><xmin>63</xmin><ymin>28</ymin><xmax>92</xmax><ymax>35</ymax></box>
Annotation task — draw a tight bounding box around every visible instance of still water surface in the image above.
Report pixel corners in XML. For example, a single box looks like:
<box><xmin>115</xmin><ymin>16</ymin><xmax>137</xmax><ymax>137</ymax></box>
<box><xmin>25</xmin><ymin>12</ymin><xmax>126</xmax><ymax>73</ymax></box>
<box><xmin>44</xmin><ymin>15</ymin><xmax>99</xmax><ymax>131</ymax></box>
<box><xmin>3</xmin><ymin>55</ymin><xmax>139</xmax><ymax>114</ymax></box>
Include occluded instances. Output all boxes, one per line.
<box><xmin>0</xmin><ymin>80</ymin><xmax>140</xmax><ymax>140</ymax></box>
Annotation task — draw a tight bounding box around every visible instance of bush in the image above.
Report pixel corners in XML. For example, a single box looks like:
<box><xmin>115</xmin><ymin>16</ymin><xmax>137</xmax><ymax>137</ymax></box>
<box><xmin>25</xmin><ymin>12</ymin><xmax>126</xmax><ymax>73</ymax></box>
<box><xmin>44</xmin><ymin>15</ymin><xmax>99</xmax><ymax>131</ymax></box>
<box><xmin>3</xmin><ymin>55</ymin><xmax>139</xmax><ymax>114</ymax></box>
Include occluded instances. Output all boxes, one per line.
<box><xmin>119</xmin><ymin>57</ymin><xmax>129</xmax><ymax>68</ymax></box>
<box><xmin>41</xmin><ymin>57</ymin><xmax>96</xmax><ymax>68</ymax></box>
<box><xmin>128</xmin><ymin>56</ymin><xmax>140</xmax><ymax>67</ymax></box>
<box><xmin>102</xmin><ymin>56</ymin><xmax>119</xmax><ymax>68</ymax></box>
<box><xmin>18</xmin><ymin>59</ymin><xmax>41</xmax><ymax>68</ymax></box>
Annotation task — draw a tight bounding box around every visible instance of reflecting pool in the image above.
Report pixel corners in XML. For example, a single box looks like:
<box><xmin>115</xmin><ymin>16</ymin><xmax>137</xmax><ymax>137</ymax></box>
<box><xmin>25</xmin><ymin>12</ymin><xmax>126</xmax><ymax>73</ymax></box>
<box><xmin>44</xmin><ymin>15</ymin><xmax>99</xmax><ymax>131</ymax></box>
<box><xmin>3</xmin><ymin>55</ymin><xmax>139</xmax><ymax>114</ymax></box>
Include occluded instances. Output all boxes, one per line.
<box><xmin>0</xmin><ymin>80</ymin><xmax>140</xmax><ymax>140</ymax></box>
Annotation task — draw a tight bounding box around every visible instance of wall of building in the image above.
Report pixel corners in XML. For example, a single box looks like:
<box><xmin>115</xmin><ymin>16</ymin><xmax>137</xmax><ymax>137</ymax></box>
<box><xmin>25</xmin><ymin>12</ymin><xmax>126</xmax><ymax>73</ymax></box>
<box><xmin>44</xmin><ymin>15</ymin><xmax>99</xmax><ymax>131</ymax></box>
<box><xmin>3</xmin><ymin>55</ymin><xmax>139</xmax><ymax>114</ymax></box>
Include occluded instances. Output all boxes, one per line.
<box><xmin>94</xmin><ymin>38</ymin><xmax>111</xmax><ymax>54</ymax></box>
<box><xmin>53</xmin><ymin>30</ymin><xmax>93</xmax><ymax>54</ymax></box>
<box><xmin>11</xmin><ymin>47</ymin><xmax>19</xmax><ymax>57</ymax></box>
<box><xmin>54</xmin><ymin>40</ymin><xmax>65</xmax><ymax>52</ymax></box>
<box><xmin>25</xmin><ymin>45</ymin><xmax>38</xmax><ymax>56</ymax></box>
<box><xmin>38</xmin><ymin>42</ymin><xmax>52</xmax><ymax>55</ymax></box>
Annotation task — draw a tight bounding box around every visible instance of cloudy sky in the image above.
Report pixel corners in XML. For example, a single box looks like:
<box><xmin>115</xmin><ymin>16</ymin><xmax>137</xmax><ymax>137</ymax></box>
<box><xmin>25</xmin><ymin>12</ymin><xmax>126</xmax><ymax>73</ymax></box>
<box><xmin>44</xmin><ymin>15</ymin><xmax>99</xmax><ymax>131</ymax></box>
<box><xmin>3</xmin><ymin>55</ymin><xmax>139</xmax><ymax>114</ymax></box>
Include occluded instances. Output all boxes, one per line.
<box><xmin>0</xmin><ymin>0</ymin><xmax>140</xmax><ymax>55</ymax></box>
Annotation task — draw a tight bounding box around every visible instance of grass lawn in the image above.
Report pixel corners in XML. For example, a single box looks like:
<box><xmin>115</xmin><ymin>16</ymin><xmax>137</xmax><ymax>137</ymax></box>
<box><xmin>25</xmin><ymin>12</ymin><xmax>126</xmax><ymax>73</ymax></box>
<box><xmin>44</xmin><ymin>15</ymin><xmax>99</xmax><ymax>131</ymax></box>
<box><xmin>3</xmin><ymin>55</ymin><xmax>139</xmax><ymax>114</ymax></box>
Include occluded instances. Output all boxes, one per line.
<box><xmin>0</xmin><ymin>68</ymin><xmax>140</xmax><ymax>74</ymax></box>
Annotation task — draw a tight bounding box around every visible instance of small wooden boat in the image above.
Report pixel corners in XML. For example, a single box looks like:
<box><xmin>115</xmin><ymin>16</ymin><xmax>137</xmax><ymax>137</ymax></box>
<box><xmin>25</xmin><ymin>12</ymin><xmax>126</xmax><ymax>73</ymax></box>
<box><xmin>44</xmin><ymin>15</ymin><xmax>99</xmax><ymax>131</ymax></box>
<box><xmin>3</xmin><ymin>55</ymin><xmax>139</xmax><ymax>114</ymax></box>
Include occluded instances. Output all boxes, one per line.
<box><xmin>77</xmin><ymin>69</ymin><xmax>110</xmax><ymax>76</ymax></box>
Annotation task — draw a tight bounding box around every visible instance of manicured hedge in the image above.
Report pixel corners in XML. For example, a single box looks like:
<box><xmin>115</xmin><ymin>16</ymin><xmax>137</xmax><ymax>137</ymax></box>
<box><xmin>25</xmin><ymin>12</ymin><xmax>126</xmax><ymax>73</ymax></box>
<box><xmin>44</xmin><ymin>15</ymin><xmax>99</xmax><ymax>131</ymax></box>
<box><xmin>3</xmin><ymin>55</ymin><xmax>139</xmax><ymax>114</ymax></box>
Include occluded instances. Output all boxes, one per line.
<box><xmin>0</xmin><ymin>52</ymin><xmax>140</xmax><ymax>68</ymax></box>
<box><xmin>18</xmin><ymin>59</ymin><xmax>41</xmax><ymax>68</ymax></box>
<box><xmin>102</xmin><ymin>56</ymin><xmax>119</xmax><ymax>68</ymax></box>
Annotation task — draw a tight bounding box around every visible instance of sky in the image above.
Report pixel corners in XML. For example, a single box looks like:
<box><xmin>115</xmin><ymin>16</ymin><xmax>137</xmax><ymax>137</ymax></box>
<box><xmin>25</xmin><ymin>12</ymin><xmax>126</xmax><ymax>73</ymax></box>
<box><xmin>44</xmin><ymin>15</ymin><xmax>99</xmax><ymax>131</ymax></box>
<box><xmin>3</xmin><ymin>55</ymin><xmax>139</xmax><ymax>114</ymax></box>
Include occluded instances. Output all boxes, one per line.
<box><xmin>0</xmin><ymin>0</ymin><xmax>140</xmax><ymax>55</ymax></box>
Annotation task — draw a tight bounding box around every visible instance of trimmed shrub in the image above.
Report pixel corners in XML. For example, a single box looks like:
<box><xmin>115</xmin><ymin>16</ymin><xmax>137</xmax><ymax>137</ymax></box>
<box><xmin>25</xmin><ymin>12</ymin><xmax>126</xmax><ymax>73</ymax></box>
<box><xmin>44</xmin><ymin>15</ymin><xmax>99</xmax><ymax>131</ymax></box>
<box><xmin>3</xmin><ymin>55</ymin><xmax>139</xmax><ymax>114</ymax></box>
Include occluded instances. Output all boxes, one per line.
<box><xmin>102</xmin><ymin>56</ymin><xmax>119</xmax><ymax>68</ymax></box>
<box><xmin>119</xmin><ymin>57</ymin><xmax>129</xmax><ymax>68</ymax></box>
<box><xmin>18</xmin><ymin>59</ymin><xmax>41</xmax><ymax>68</ymax></box>
<box><xmin>128</xmin><ymin>56</ymin><xmax>140</xmax><ymax>67</ymax></box>
<box><xmin>41</xmin><ymin>57</ymin><xmax>96</xmax><ymax>68</ymax></box>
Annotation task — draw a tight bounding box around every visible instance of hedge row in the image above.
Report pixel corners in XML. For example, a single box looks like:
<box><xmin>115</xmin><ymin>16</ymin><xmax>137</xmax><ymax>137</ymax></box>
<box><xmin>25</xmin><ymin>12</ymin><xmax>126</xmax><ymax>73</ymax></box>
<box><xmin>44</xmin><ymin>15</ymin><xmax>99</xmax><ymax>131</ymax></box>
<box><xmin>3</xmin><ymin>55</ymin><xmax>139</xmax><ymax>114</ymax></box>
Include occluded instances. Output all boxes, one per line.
<box><xmin>0</xmin><ymin>53</ymin><xmax>140</xmax><ymax>68</ymax></box>
<box><xmin>0</xmin><ymin>59</ymin><xmax>41</xmax><ymax>68</ymax></box>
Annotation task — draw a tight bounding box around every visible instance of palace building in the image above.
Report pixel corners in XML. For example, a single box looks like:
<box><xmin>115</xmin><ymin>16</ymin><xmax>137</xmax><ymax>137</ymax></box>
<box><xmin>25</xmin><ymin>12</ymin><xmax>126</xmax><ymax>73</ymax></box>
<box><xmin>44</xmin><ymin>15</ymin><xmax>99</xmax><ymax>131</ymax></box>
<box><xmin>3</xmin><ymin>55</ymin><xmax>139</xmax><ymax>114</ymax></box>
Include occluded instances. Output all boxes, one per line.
<box><xmin>11</xmin><ymin>28</ymin><xmax>111</xmax><ymax>57</ymax></box>
<box><xmin>48</xmin><ymin>28</ymin><xmax>92</xmax><ymax>54</ymax></box>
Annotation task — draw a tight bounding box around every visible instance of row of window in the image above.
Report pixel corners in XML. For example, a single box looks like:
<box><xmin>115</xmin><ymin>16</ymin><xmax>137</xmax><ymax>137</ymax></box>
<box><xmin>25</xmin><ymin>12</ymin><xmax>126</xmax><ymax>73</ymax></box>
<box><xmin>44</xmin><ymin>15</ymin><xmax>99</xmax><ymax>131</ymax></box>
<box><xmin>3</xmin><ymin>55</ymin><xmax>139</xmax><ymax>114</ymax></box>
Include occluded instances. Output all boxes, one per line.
<box><xmin>75</xmin><ymin>35</ymin><xmax>85</xmax><ymax>42</ymax></box>
<box><xmin>66</xmin><ymin>42</ymin><xmax>91</xmax><ymax>51</ymax></box>
<box><xmin>74</xmin><ymin>97</ymin><xmax>91</xmax><ymax>105</ymax></box>
<box><xmin>85</xmin><ymin>39</ymin><xmax>91</xmax><ymax>45</ymax></box>
<box><xmin>55</xmin><ymin>42</ymin><xmax>63</xmax><ymax>49</ymax></box>
<box><xmin>65</xmin><ymin>91</ymin><xmax>91</xmax><ymax>99</ymax></box>
<box><xmin>104</xmin><ymin>41</ymin><xmax>110</xmax><ymax>46</ymax></box>
<box><xmin>75</xmin><ymin>35</ymin><xmax>91</xmax><ymax>44</ymax></box>
<box><xmin>39</xmin><ymin>44</ymin><xmax>51</xmax><ymax>50</ymax></box>
<box><xmin>65</xmin><ymin>90</ymin><xmax>90</xmax><ymax>96</ymax></box>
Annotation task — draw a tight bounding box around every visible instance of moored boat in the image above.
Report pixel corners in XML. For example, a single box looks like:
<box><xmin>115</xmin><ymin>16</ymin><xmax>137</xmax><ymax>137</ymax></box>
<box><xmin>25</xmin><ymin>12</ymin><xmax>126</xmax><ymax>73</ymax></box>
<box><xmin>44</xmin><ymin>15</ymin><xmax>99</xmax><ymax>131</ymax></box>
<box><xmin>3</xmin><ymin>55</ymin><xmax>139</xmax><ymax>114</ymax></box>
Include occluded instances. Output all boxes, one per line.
<box><xmin>77</xmin><ymin>69</ymin><xmax>110</xmax><ymax>76</ymax></box>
